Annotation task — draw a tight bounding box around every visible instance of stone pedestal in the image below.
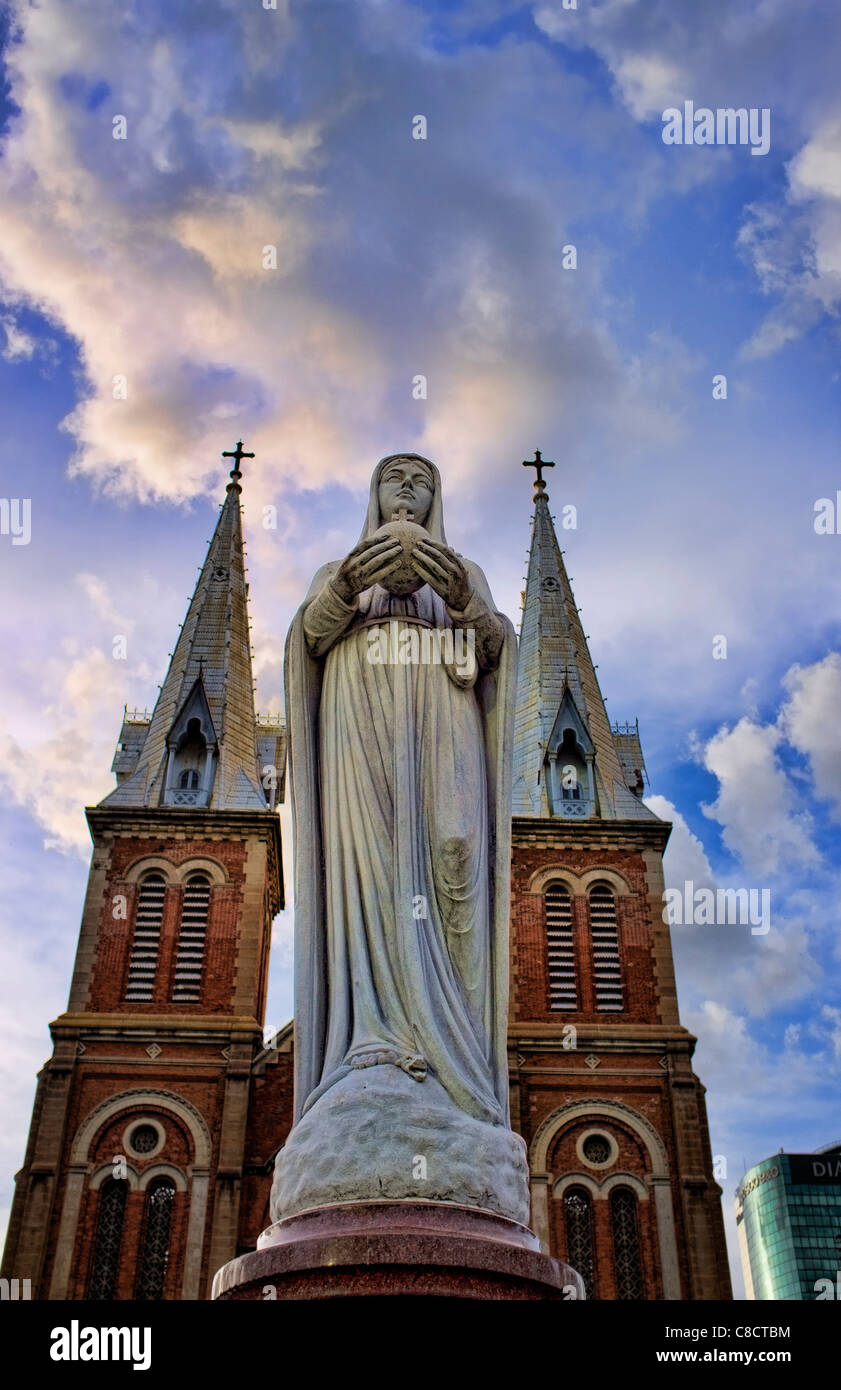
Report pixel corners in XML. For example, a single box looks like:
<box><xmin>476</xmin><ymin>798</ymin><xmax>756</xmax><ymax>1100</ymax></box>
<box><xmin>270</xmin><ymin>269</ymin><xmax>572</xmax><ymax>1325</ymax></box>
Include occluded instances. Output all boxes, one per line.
<box><xmin>212</xmin><ymin>1201</ymin><xmax>584</xmax><ymax>1301</ymax></box>
<box><xmin>270</xmin><ymin>1065</ymin><xmax>532</xmax><ymax>1225</ymax></box>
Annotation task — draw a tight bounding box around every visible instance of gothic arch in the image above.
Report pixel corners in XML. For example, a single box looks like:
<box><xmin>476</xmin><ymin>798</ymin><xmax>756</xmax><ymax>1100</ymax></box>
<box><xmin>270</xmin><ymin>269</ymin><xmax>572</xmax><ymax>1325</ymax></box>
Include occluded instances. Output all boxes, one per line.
<box><xmin>527</xmin><ymin>865</ymin><xmax>633</xmax><ymax>897</ymax></box>
<box><xmin>602</xmin><ymin>1172</ymin><xmax>649</xmax><ymax>1200</ymax></box>
<box><xmin>138</xmin><ymin>1163</ymin><xmax>187</xmax><ymax>1192</ymax></box>
<box><xmin>52</xmin><ymin>1089</ymin><xmax>212</xmax><ymax>1300</ymax></box>
<box><xmin>122</xmin><ymin>855</ymin><xmax>228</xmax><ymax>887</ymax></box>
<box><xmin>122</xmin><ymin>857</ymin><xmax>177</xmax><ymax>885</ymax></box>
<box><xmin>173</xmin><ymin>858</ymin><xmax>228</xmax><ymax>887</ymax></box>
<box><xmin>89</xmin><ymin>1162</ymin><xmax>139</xmax><ymax>1191</ymax></box>
<box><xmin>528</xmin><ymin>1099</ymin><xmax>681</xmax><ymax>1298</ymax></box>
<box><xmin>70</xmin><ymin>1089</ymin><xmax>212</xmax><ymax>1170</ymax></box>
<box><xmin>552</xmin><ymin>1173</ymin><xmax>601</xmax><ymax>1200</ymax></box>
<box><xmin>579</xmin><ymin>868</ymin><xmax>633</xmax><ymax>898</ymax></box>
<box><xmin>530</xmin><ymin>1098</ymin><xmax>668</xmax><ymax>1177</ymax></box>
<box><xmin>528</xmin><ymin>867</ymin><xmax>579</xmax><ymax>897</ymax></box>
<box><xmin>553</xmin><ymin>1171</ymin><xmax>649</xmax><ymax>1201</ymax></box>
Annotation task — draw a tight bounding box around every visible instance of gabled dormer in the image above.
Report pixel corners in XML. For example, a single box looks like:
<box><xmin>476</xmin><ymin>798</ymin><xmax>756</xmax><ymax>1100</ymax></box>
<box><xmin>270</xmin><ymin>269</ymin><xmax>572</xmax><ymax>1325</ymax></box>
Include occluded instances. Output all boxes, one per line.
<box><xmin>544</xmin><ymin>685</ymin><xmax>596</xmax><ymax>818</ymax></box>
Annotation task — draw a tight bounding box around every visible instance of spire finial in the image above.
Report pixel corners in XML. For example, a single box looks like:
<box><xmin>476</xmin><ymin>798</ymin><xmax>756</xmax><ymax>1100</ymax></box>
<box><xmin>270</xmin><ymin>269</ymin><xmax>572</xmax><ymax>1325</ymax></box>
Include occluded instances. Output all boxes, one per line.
<box><xmin>222</xmin><ymin>440</ymin><xmax>255</xmax><ymax>493</ymax></box>
<box><xmin>522</xmin><ymin>448</ymin><xmax>555</xmax><ymax>497</ymax></box>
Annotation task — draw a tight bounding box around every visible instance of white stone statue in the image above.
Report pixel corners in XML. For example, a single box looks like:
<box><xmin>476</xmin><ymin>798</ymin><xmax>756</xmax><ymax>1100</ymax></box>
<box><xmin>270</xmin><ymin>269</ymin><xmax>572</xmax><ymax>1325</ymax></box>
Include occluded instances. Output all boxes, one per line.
<box><xmin>272</xmin><ymin>454</ymin><xmax>530</xmax><ymax>1224</ymax></box>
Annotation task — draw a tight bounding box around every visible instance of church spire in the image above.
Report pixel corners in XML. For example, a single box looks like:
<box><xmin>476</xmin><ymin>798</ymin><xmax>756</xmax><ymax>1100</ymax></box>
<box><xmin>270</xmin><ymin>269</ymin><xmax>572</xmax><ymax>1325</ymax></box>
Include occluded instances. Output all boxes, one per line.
<box><xmin>512</xmin><ymin>455</ymin><xmax>657</xmax><ymax>821</ymax></box>
<box><xmin>101</xmin><ymin>443</ymin><xmax>267</xmax><ymax>812</ymax></box>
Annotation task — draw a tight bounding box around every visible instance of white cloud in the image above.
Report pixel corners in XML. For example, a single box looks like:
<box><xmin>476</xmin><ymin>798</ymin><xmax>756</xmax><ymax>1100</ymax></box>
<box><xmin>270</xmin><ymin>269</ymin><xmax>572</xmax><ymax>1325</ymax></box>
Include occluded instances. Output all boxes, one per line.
<box><xmin>701</xmin><ymin>717</ymin><xmax>819</xmax><ymax>876</ymax></box>
<box><xmin>612</xmin><ymin>52</ymin><xmax>687</xmax><ymax>122</ymax></box>
<box><xmin>779</xmin><ymin>653</ymin><xmax>841</xmax><ymax>817</ymax></box>
<box><xmin>0</xmin><ymin>313</ymin><xmax>36</xmax><ymax>362</ymax></box>
<box><xmin>646</xmin><ymin>793</ymin><xmax>716</xmax><ymax>891</ymax></box>
<box><xmin>0</xmin><ymin>646</ymin><xmax>126</xmax><ymax>854</ymax></box>
<box><xmin>788</xmin><ymin>116</ymin><xmax>841</xmax><ymax>202</ymax></box>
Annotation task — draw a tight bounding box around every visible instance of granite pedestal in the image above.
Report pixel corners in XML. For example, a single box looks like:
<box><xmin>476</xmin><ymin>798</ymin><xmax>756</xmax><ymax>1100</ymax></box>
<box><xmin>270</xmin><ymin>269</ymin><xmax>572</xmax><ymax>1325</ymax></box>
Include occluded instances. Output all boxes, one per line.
<box><xmin>212</xmin><ymin>1200</ymin><xmax>584</xmax><ymax>1301</ymax></box>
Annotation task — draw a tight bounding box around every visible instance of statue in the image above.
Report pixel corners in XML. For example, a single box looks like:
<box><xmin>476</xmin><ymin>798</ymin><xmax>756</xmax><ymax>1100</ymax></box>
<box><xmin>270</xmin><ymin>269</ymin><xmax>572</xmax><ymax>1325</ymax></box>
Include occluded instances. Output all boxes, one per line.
<box><xmin>271</xmin><ymin>453</ymin><xmax>531</xmax><ymax>1225</ymax></box>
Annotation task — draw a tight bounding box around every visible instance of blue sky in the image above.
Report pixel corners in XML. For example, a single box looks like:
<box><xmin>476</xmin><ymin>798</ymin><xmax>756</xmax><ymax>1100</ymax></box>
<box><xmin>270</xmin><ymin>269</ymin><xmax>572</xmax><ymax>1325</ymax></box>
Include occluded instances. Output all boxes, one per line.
<box><xmin>0</xmin><ymin>0</ymin><xmax>840</xmax><ymax>1297</ymax></box>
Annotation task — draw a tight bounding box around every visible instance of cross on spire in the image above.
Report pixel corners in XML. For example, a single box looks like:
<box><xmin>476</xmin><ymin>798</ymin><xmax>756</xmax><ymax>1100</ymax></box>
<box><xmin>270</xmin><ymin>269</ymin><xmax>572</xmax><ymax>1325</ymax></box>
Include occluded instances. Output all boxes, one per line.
<box><xmin>223</xmin><ymin>440</ymin><xmax>255</xmax><ymax>492</ymax></box>
<box><xmin>523</xmin><ymin>448</ymin><xmax>555</xmax><ymax>495</ymax></box>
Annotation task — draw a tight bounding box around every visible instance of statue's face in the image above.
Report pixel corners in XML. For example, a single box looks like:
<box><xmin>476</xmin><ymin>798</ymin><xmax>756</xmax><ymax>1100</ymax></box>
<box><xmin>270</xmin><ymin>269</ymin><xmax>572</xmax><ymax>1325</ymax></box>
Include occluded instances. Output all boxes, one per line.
<box><xmin>378</xmin><ymin>457</ymin><xmax>434</xmax><ymax>527</ymax></box>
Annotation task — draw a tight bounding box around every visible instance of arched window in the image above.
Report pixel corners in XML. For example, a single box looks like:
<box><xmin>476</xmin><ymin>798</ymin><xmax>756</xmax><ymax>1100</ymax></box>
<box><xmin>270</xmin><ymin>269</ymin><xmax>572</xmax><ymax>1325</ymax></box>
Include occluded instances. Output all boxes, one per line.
<box><xmin>168</xmin><ymin>714</ymin><xmax>212</xmax><ymax>804</ymax></box>
<box><xmin>564</xmin><ymin>1186</ymin><xmax>596</xmax><ymax>1300</ymax></box>
<box><xmin>610</xmin><ymin>1187</ymin><xmax>644</xmax><ymax>1299</ymax></box>
<box><xmin>558</xmin><ymin>729</ymin><xmax>585</xmax><ymax>801</ymax></box>
<box><xmin>172</xmin><ymin>873</ymin><xmax>210</xmax><ymax>1002</ymax></box>
<box><xmin>136</xmin><ymin>1178</ymin><xmax>176</xmax><ymax>1300</ymax></box>
<box><xmin>86</xmin><ymin>1179</ymin><xmax>127</xmax><ymax>1299</ymax></box>
<box><xmin>125</xmin><ymin>873</ymin><xmax>166</xmax><ymax>1002</ymax></box>
<box><xmin>588</xmin><ymin>883</ymin><xmax>623</xmax><ymax>1012</ymax></box>
<box><xmin>545</xmin><ymin>883</ymin><xmax>577</xmax><ymax>1011</ymax></box>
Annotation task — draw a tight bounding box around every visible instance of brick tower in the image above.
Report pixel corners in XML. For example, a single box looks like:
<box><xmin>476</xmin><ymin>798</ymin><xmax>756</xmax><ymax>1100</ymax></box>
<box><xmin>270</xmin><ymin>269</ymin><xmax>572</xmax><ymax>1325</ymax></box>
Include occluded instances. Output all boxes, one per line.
<box><xmin>507</xmin><ymin>460</ymin><xmax>731</xmax><ymax>1299</ymax></box>
<box><xmin>1</xmin><ymin>449</ymin><xmax>286</xmax><ymax>1300</ymax></box>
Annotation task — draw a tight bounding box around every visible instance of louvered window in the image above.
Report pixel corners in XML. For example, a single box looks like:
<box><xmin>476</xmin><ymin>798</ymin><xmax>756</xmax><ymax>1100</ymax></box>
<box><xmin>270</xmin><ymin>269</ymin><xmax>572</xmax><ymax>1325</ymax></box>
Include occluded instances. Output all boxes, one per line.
<box><xmin>589</xmin><ymin>883</ymin><xmax>623</xmax><ymax>1012</ymax></box>
<box><xmin>125</xmin><ymin>873</ymin><xmax>166</xmax><ymax>1002</ymax></box>
<box><xmin>86</xmin><ymin>1179</ymin><xmax>127</xmax><ymax>1299</ymax></box>
<box><xmin>172</xmin><ymin>873</ymin><xmax>210</xmax><ymax>1002</ymax></box>
<box><xmin>136</xmin><ymin>1178</ymin><xmax>175</xmax><ymax>1300</ymax></box>
<box><xmin>611</xmin><ymin>1187</ymin><xmax>644</xmax><ymax>1299</ymax></box>
<box><xmin>564</xmin><ymin>1187</ymin><xmax>596</xmax><ymax>1301</ymax></box>
<box><xmin>545</xmin><ymin>883</ymin><xmax>577</xmax><ymax>1011</ymax></box>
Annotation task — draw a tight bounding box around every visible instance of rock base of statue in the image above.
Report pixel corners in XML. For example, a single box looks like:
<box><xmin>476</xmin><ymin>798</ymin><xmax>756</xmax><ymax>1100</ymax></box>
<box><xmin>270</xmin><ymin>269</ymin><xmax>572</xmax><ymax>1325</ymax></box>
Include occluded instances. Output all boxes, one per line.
<box><xmin>211</xmin><ymin>1201</ymin><xmax>584</xmax><ymax>1301</ymax></box>
<box><xmin>269</xmin><ymin>1064</ymin><xmax>531</xmax><ymax>1225</ymax></box>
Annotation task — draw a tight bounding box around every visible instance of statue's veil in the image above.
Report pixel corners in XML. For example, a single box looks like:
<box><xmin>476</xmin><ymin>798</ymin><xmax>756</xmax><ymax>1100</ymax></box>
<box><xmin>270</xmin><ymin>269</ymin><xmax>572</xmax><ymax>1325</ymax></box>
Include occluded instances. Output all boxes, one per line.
<box><xmin>357</xmin><ymin>453</ymin><xmax>448</xmax><ymax>545</ymax></box>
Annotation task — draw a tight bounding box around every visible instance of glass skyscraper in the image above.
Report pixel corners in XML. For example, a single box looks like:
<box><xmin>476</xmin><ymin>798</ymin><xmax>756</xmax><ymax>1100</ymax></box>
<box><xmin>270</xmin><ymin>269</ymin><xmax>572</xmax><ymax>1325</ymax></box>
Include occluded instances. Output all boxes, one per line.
<box><xmin>736</xmin><ymin>1142</ymin><xmax>841</xmax><ymax>1299</ymax></box>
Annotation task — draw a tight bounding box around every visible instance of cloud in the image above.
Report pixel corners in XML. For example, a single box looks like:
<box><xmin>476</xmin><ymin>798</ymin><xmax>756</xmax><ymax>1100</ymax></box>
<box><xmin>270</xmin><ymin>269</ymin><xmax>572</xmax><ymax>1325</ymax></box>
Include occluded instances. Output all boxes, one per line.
<box><xmin>779</xmin><ymin>653</ymin><xmax>841</xmax><ymax>817</ymax></box>
<box><xmin>534</xmin><ymin>0</ymin><xmax>841</xmax><ymax>355</ymax></box>
<box><xmin>0</xmin><ymin>0</ymin><xmax>711</xmax><ymax>512</ymax></box>
<box><xmin>0</xmin><ymin>646</ymin><xmax>127</xmax><ymax>854</ymax></box>
<box><xmin>700</xmin><ymin>717</ymin><xmax>819</xmax><ymax>876</ymax></box>
<box><xmin>0</xmin><ymin>563</ymin><xmax>174</xmax><ymax>854</ymax></box>
<box><xmin>0</xmin><ymin>313</ymin><xmax>36</xmax><ymax>361</ymax></box>
<box><xmin>646</xmin><ymin>793</ymin><xmax>716</xmax><ymax>890</ymax></box>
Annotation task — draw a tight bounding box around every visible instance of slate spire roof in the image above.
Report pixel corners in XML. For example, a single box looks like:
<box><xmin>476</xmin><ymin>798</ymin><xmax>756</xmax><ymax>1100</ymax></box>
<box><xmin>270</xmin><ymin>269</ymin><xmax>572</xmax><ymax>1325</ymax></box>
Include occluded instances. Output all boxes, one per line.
<box><xmin>512</xmin><ymin>477</ymin><xmax>658</xmax><ymax>821</ymax></box>
<box><xmin>100</xmin><ymin>461</ymin><xmax>266</xmax><ymax>812</ymax></box>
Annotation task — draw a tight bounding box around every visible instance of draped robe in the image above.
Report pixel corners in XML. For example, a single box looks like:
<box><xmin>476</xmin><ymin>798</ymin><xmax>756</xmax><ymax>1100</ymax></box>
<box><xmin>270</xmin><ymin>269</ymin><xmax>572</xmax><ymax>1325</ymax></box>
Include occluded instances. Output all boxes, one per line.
<box><xmin>285</xmin><ymin>457</ymin><xmax>516</xmax><ymax>1128</ymax></box>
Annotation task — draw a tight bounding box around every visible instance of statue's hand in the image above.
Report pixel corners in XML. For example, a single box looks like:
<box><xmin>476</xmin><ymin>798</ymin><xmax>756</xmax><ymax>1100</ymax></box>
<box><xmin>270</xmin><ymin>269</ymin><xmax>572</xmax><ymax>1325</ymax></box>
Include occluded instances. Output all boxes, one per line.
<box><xmin>411</xmin><ymin>539</ymin><xmax>472</xmax><ymax>610</ymax></box>
<box><xmin>331</xmin><ymin>535</ymin><xmax>403</xmax><ymax>604</ymax></box>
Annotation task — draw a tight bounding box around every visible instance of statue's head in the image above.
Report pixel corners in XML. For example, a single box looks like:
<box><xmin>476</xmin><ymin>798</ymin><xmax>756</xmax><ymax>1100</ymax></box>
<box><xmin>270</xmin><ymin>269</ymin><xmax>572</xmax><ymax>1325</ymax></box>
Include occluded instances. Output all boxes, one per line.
<box><xmin>360</xmin><ymin>453</ymin><xmax>446</xmax><ymax>547</ymax></box>
<box><xmin>377</xmin><ymin>454</ymin><xmax>435</xmax><ymax>528</ymax></box>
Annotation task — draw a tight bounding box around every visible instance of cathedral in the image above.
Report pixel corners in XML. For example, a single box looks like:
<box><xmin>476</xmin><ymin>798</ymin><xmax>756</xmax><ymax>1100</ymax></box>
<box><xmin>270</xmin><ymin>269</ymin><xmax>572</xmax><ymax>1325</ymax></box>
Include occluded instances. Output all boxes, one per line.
<box><xmin>1</xmin><ymin>449</ymin><xmax>732</xmax><ymax>1301</ymax></box>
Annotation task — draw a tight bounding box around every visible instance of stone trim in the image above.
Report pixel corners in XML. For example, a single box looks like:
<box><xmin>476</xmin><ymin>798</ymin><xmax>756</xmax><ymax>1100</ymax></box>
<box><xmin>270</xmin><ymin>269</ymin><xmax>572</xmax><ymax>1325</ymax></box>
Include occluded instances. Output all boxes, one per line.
<box><xmin>122</xmin><ymin>856</ymin><xmax>230</xmax><ymax>887</ymax></box>
<box><xmin>512</xmin><ymin>816</ymin><xmax>671</xmax><ymax>852</ymax></box>
<box><xmin>576</xmin><ymin>1127</ymin><xmax>619</xmax><ymax>1170</ymax></box>
<box><xmin>89</xmin><ymin>1162</ymin><xmax>139</xmax><ymax>1190</ymax></box>
<box><xmin>123</xmin><ymin>1117</ymin><xmax>166</xmax><ymax>1159</ymax></box>
<box><xmin>529</xmin><ymin>1098</ymin><xmax>669</xmax><ymax>1177</ymax></box>
<box><xmin>527</xmin><ymin>865</ymin><xmax>633</xmax><ymax>897</ymax></box>
<box><xmin>138</xmin><ymin>1163</ymin><xmax>188</xmax><ymax>1192</ymax></box>
<box><xmin>552</xmin><ymin>1173</ymin><xmax>601</xmax><ymax>1200</ymax></box>
<box><xmin>70</xmin><ymin>1088</ymin><xmax>212</xmax><ymax>1169</ymax></box>
<box><xmin>551</xmin><ymin>1171</ymin><xmax>649</xmax><ymax>1200</ymax></box>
